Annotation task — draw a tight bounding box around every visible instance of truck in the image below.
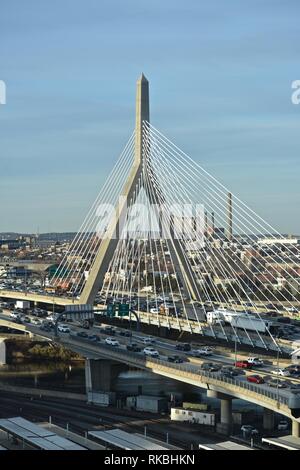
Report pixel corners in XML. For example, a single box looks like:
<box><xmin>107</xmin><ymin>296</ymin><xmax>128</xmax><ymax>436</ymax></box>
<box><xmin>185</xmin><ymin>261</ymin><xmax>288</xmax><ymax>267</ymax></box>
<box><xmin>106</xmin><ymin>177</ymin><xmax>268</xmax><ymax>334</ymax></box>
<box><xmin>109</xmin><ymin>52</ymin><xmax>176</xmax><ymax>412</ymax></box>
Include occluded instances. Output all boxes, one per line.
<box><xmin>206</xmin><ymin>309</ymin><xmax>272</xmax><ymax>333</ymax></box>
<box><xmin>15</xmin><ymin>300</ymin><xmax>30</xmax><ymax>311</ymax></box>
<box><xmin>170</xmin><ymin>408</ymin><xmax>215</xmax><ymax>426</ymax></box>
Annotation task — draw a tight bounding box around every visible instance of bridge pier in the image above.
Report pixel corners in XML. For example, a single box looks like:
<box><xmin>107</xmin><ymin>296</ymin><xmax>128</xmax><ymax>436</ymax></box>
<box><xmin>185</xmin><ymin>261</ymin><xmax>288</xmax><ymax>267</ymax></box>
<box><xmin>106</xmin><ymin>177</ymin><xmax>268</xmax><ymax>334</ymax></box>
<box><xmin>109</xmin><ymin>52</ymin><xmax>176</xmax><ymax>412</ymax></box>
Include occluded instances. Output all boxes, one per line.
<box><xmin>85</xmin><ymin>358</ymin><xmax>126</xmax><ymax>394</ymax></box>
<box><xmin>207</xmin><ymin>390</ymin><xmax>233</xmax><ymax>435</ymax></box>
<box><xmin>292</xmin><ymin>420</ymin><xmax>300</xmax><ymax>438</ymax></box>
<box><xmin>263</xmin><ymin>408</ymin><xmax>275</xmax><ymax>431</ymax></box>
<box><xmin>0</xmin><ymin>338</ymin><xmax>6</xmax><ymax>365</ymax></box>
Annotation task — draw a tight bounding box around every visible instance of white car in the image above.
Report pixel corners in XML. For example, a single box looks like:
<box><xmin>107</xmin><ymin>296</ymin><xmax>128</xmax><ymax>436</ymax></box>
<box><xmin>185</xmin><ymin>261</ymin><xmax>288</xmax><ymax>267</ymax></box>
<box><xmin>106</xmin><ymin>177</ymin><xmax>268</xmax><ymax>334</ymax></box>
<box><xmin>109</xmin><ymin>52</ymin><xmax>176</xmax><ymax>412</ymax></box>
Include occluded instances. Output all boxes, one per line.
<box><xmin>57</xmin><ymin>324</ymin><xmax>70</xmax><ymax>333</ymax></box>
<box><xmin>9</xmin><ymin>312</ymin><xmax>19</xmax><ymax>319</ymax></box>
<box><xmin>190</xmin><ymin>348</ymin><xmax>212</xmax><ymax>357</ymax></box>
<box><xmin>141</xmin><ymin>336</ymin><xmax>155</xmax><ymax>344</ymax></box>
<box><xmin>247</xmin><ymin>357</ymin><xmax>264</xmax><ymax>366</ymax></box>
<box><xmin>105</xmin><ymin>337</ymin><xmax>119</xmax><ymax>347</ymax></box>
<box><xmin>150</xmin><ymin>308</ymin><xmax>160</xmax><ymax>314</ymax></box>
<box><xmin>272</xmin><ymin>368</ymin><xmax>290</xmax><ymax>377</ymax></box>
<box><xmin>143</xmin><ymin>347</ymin><xmax>159</xmax><ymax>357</ymax></box>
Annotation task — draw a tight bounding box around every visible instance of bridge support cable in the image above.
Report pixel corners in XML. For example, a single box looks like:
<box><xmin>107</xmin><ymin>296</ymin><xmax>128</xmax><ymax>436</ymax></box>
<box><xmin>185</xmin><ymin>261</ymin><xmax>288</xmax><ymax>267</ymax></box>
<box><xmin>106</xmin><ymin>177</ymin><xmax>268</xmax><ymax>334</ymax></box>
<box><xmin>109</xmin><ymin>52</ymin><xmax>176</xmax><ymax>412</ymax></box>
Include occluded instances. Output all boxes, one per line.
<box><xmin>51</xmin><ymin>133</ymin><xmax>134</xmax><ymax>283</ymax></box>
<box><xmin>145</xmin><ymin>122</ymin><xmax>300</xmax><ymax>300</ymax></box>
<box><xmin>144</xmin><ymin>130</ymin><xmax>271</xmax><ymax>348</ymax></box>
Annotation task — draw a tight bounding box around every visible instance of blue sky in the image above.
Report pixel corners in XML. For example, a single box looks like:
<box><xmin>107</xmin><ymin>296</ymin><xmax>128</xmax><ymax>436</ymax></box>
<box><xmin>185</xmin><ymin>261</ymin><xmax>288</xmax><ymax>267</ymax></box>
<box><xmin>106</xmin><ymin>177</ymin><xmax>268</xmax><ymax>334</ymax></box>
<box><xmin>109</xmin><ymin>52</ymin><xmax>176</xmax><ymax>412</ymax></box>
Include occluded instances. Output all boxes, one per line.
<box><xmin>0</xmin><ymin>0</ymin><xmax>299</xmax><ymax>233</ymax></box>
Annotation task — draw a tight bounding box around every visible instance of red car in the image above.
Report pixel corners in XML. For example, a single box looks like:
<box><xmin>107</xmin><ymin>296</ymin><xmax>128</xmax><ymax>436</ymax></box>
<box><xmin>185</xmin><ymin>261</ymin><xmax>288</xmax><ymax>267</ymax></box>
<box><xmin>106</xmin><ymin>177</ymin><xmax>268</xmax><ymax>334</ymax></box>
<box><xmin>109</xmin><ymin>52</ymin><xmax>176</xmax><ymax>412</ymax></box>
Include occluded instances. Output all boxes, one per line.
<box><xmin>235</xmin><ymin>360</ymin><xmax>251</xmax><ymax>369</ymax></box>
<box><xmin>247</xmin><ymin>375</ymin><xmax>264</xmax><ymax>384</ymax></box>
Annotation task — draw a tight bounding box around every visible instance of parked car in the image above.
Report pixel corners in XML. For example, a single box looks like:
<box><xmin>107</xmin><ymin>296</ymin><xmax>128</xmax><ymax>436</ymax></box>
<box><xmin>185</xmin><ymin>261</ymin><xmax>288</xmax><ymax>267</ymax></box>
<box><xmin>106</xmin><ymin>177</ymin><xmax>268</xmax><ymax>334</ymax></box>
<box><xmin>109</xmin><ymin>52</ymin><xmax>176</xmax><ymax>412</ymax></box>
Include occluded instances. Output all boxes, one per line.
<box><xmin>176</xmin><ymin>343</ymin><xmax>191</xmax><ymax>351</ymax></box>
<box><xmin>126</xmin><ymin>343</ymin><xmax>141</xmax><ymax>352</ymax></box>
<box><xmin>105</xmin><ymin>337</ymin><xmax>119</xmax><ymax>346</ymax></box>
<box><xmin>57</xmin><ymin>324</ymin><xmax>70</xmax><ymax>333</ymax></box>
<box><xmin>143</xmin><ymin>347</ymin><xmax>159</xmax><ymax>357</ymax></box>
<box><xmin>167</xmin><ymin>355</ymin><xmax>185</xmax><ymax>363</ymax></box>
<box><xmin>247</xmin><ymin>375</ymin><xmax>265</xmax><ymax>384</ymax></box>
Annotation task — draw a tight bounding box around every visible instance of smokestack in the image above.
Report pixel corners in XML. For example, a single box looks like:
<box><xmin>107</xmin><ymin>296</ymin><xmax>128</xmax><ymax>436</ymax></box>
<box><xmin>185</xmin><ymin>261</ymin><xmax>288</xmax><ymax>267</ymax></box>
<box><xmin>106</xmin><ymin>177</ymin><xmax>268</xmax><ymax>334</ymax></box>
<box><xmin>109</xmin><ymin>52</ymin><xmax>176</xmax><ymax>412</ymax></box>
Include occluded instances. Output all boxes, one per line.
<box><xmin>211</xmin><ymin>212</ymin><xmax>215</xmax><ymax>234</ymax></box>
<box><xmin>227</xmin><ymin>192</ymin><xmax>233</xmax><ymax>241</ymax></box>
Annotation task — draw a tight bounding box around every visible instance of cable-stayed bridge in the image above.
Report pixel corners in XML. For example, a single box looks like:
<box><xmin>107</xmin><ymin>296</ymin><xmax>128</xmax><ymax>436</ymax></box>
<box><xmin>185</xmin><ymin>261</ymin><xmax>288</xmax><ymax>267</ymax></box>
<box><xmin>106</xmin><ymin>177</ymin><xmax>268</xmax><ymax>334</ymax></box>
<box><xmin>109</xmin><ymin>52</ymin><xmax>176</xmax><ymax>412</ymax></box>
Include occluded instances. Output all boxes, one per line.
<box><xmin>1</xmin><ymin>75</ymin><xmax>300</xmax><ymax>354</ymax></box>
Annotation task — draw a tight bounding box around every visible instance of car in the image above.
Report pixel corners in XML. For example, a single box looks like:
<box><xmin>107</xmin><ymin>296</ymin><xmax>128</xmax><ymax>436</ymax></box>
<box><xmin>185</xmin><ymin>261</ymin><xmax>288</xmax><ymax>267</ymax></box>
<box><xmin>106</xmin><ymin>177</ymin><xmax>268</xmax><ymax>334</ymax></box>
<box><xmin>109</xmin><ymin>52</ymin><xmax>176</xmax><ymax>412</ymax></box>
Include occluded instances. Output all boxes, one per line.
<box><xmin>126</xmin><ymin>343</ymin><xmax>141</xmax><ymax>352</ymax></box>
<box><xmin>141</xmin><ymin>337</ymin><xmax>156</xmax><ymax>344</ymax></box>
<box><xmin>271</xmin><ymin>368</ymin><xmax>291</xmax><ymax>377</ymax></box>
<box><xmin>277</xmin><ymin>420</ymin><xmax>289</xmax><ymax>431</ymax></box>
<box><xmin>40</xmin><ymin>324</ymin><xmax>51</xmax><ymax>332</ymax></box>
<box><xmin>31</xmin><ymin>318</ymin><xmax>42</xmax><ymax>325</ymax></box>
<box><xmin>88</xmin><ymin>334</ymin><xmax>100</xmax><ymax>342</ymax></box>
<box><xmin>76</xmin><ymin>331</ymin><xmax>89</xmax><ymax>338</ymax></box>
<box><xmin>176</xmin><ymin>343</ymin><xmax>191</xmax><ymax>351</ymax></box>
<box><xmin>105</xmin><ymin>337</ymin><xmax>119</xmax><ymax>347</ymax></box>
<box><xmin>235</xmin><ymin>360</ymin><xmax>251</xmax><ymax>369</ymax></box>
<box><xmin>167</xmin><ymin>355</ymin><xmax>185</xmax><ymax>363</ymax></box>
<box><xmin>247</xmin><ymin>357</ymin><xmax>264</xmax><ymax>367</ymax></box>
<box><xmin>267</xmin><ymin>378</ymin><xmax>288</xmax><ymax>389</ymax></box>
<box><xmin>247</xmin><ymin>374</ymin><xmax>265</xmax><ymax>384</ymax></box>
<box><xmin>220</xmin><ymin>366</ymin><xmax>243</xmax><ymax>377</ymax></box>
<box><xmin>289</xmin><ymin>383</ymin><xmax>300</xmax><ymax>391</ymax></box>
<box><xmin>57</xmin><ymin>324</ymin><xmax>70</xmax><ymax>333</ymax></box>
<box><xmin>143</xmin><ymin>347</ymin><xmax>159</xmax><ymax>357</ymax></box>
<box><xmin>150</xmin><ymin>308</ymin><xmax>160</xmax><ymax>314</ymax></box>
<box><xmin>190</xmin><ymin>348</ymin><xmax>212</xmax><ymax>357</ymax></box>
<box><xmin>200</xmin><ymin>362</ymin><xmax>220</xmax><ymax>372</ymax></box>
<box><xmin>241</xmin><ymin>425</ymin><xmax>259</xmax><ymax>436</ymax></box>
<box><xmin>119</xmin><ymin>330</ymin><xmax>132</xmax><ymax>337</ymax></box>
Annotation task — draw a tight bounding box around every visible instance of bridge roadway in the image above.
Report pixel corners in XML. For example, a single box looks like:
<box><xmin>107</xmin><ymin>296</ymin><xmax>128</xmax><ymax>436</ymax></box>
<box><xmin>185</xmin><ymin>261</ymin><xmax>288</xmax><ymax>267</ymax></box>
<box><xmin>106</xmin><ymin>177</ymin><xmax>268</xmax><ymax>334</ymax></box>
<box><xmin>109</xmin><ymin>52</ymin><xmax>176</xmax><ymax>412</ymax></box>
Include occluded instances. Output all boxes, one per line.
<box><xmin>1</xmin><ymin>314</ymin><xmax>300</xmax><ymax>433</ymax></box>
<box><xmin>0</xmin><ymin>289</ymin><xmax>297</xmax><ymax>353</ymax></box>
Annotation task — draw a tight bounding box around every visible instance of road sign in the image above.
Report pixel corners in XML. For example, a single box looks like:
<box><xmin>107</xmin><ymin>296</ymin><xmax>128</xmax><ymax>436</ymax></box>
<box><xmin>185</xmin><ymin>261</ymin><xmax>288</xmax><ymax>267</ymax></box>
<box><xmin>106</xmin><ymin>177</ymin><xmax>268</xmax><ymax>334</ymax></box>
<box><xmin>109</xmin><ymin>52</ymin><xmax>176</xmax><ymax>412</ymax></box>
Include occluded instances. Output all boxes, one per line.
<box><xmin>107</xmin><ymin>304</ymin><xmax>116</xmax><ymax>317</ymax></box>
<box><xmin>118</xmin><ymin>303</ymin><xmax>130</xmax><ymax>317</ymax></box>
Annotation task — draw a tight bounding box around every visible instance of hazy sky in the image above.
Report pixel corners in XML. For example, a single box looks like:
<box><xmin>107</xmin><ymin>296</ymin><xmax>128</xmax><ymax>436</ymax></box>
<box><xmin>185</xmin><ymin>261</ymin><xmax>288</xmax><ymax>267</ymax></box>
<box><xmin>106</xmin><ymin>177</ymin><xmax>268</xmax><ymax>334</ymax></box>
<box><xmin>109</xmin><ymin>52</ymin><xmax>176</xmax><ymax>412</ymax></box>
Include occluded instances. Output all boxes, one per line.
<box><xmin>1</xmin><ymin>1</ymin><xmax>300</xmax><ymax>234</ymax></box>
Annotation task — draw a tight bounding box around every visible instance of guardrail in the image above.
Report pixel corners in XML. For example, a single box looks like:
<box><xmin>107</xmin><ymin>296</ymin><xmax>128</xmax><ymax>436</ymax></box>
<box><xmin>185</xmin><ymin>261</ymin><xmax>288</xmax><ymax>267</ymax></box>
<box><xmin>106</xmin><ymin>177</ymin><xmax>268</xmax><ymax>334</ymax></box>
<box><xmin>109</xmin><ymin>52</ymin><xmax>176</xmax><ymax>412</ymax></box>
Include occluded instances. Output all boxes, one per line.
<box><xmin>65</xmin><ymin>333</ymin><xmax>296</xmax><ymax>409</ymax></box>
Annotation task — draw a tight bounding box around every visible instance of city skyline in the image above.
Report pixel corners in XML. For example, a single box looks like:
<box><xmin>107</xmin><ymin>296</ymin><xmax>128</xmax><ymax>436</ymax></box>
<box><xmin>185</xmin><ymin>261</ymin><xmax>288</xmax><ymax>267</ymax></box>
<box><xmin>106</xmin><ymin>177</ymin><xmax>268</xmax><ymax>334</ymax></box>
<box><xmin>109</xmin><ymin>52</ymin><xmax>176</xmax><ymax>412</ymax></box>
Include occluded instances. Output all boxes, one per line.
<box><xmin>1</xmin><ymin>1</ymin><xmax>300</xmax><ymax>233</ymax></box>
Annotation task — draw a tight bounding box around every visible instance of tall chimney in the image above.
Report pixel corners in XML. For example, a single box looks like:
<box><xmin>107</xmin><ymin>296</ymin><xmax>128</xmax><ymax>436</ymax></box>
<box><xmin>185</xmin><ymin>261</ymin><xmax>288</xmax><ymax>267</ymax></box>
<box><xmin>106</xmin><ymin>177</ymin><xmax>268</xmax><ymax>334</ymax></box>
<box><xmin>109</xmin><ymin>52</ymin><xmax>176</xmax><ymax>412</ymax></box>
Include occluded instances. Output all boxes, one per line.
<box><xmin>227</xmin><ymin>192</ymin><xmax>233</xmax><ymax>241</ymax></box>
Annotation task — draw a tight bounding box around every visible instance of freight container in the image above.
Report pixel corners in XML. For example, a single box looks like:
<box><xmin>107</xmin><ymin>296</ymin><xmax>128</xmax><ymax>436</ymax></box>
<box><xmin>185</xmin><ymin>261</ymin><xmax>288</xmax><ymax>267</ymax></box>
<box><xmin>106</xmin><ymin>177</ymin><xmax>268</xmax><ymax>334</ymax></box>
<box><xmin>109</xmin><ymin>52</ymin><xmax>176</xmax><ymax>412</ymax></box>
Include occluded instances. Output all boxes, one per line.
<box><xmin>87</xmin><ymin>391</ymin><xmax>116</xmax><ymax>407</ymax></box>
<box><xmin>136</xmin><ymin>395</ymin><xmax>168</xmax><ymax>413</ymax></box>
<box><xmin>170</xmin><ymin>408</ymin><xmax>215</xmax><ymax>426</ymax></box>
<box><xmin>182</xmin><ymin>402</ymin><xmax>208</xmax><ymax>411</ymax></box>
<box><xmin>15</xmin><ymin>300</ymin><xmax>30</xmax><ymax>310</ymax></box>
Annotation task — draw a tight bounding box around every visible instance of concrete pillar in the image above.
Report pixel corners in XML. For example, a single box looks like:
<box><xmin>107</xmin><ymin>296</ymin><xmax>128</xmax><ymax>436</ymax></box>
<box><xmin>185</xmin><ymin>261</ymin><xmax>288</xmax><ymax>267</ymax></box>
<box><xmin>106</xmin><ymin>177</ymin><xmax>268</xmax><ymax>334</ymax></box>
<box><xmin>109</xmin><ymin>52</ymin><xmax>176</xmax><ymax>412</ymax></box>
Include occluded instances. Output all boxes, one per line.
<box><xmin>220</xmin><ymin>397</ymin><xmax>232</xmax><ymax>430</ymax></box>
<box><xmin>263</xmin><ymin>408</ymin><xmax>275</xmax><ymax>431</ymax></box>
<box><xmin>85</xmin><ymin>358</ymin><xmax>127</xmax><ymax>394</ymax></box>
<box><xmin>0</xmin><ymin>338</ymin><xmax>6</xmax><ymax>365</ymax></box>
<box><xmin>292</xmin><ymin>420</ymin><xmax>300</xmax><ymax>438</ymax></box>
<box><xmin>207</xmin><ymin>390</ymin><xmax>233</xmax><ymax>435</ymax></box>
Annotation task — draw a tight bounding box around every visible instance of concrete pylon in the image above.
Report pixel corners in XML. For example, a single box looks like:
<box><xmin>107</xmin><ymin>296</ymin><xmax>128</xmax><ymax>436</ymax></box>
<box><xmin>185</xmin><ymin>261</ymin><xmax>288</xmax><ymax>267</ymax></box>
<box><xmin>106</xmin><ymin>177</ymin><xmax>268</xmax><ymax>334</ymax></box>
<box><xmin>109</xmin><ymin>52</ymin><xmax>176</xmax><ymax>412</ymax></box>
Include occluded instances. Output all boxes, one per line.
<box><xmin>79</xmin><ymin>75</ymin><xmax>200</xmax><ymax>304</ymax></box>
<box><xmin>292</xmin><ymin>420</ymin><xmax>300</xmax><ymax>438</ymax></box>
<box><xmin>80</xmin><ymin>75</ymin><xmax>148</xmax><ymax>304</ymax></box>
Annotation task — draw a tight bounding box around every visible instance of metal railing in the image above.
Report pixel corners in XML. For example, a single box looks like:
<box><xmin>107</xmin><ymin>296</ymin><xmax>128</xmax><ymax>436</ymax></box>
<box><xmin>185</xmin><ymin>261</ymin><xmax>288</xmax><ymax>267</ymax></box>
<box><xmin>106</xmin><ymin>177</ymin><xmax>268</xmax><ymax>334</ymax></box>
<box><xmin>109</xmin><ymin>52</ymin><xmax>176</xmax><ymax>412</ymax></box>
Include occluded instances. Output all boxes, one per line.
<box><xmin>66</xmin><ymin>333</ymin><xmax>293</xmax><ymax>407</ymax></box>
